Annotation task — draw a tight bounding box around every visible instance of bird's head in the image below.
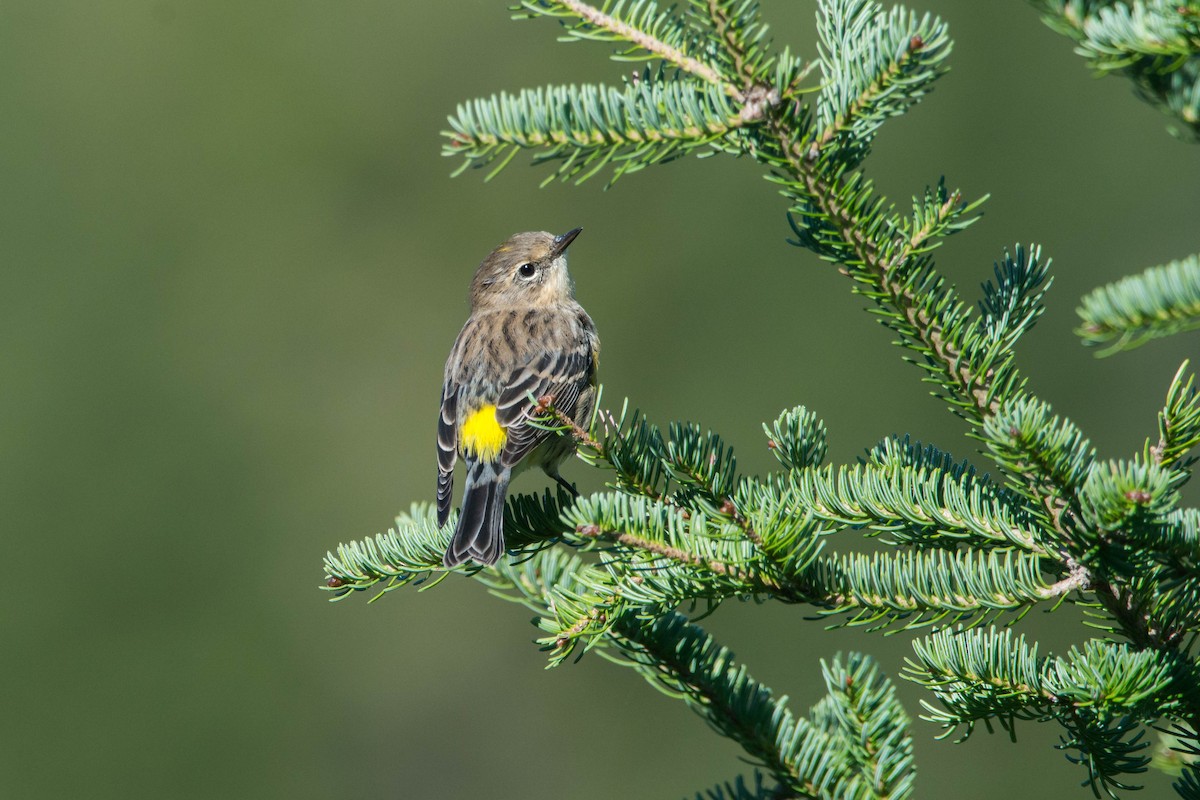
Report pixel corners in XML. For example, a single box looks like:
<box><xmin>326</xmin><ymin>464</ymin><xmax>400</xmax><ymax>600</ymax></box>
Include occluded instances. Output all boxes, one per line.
<box><xmin>469</xmin><ymin>228</ymin><xmax>582</xmax><ymax>310</ymax></box>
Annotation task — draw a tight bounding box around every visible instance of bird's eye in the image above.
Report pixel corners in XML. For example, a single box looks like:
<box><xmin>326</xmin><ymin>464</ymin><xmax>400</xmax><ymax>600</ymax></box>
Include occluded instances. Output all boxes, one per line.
<box><xmin>518</xmin><ymin>263</ymin><xmax>536</xmax><ymax>278</ymax></box>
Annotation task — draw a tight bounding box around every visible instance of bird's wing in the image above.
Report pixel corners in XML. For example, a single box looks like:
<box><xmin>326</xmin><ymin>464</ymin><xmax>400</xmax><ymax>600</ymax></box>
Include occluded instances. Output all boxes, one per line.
<box><xmin>436</xmin><ymin>382</ymin><xmax>458</xmax><ymax>527</ymax></box>
<box><xmin>495</xmin><ymin>341</ymin><xmax>593</xmax><ymax>468</ymax></box>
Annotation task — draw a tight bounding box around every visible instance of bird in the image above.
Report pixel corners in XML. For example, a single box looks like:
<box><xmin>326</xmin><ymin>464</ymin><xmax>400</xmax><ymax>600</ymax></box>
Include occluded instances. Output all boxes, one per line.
<box><xmin>436</xmin><ymin>228</ymin><xmax>599</xmax><ymax>567</ymax></box>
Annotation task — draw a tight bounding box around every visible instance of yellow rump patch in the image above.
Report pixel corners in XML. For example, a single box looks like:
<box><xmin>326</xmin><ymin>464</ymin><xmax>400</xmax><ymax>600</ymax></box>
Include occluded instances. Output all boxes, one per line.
<box><xmin>460</xmin><ymin>404</ymin><xmax>506</xmax><ymax>461</ymax></box>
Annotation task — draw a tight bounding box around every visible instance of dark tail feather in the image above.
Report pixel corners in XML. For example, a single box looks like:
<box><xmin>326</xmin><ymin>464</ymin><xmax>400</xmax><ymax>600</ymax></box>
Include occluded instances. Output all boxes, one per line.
<box><xmin>444</xmin><ymin>462</ymin><xmax>510</xmax><ymax>567</ymax></box>
<box><xmin>436</xmin><ymin>469</ymin><xmax>454</xmax><ymax>528</ymax></box>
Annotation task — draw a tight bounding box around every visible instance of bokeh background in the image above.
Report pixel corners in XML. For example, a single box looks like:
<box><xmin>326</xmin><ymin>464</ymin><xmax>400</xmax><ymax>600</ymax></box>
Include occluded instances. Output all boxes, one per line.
<box><xmin>5</xmin><ymin>0</ymin><xmax>1199</xmax><ymax>797</ymax></box>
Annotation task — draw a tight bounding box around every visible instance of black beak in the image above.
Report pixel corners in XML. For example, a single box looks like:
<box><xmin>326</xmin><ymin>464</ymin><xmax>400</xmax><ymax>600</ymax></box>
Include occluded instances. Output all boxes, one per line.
<box><xmin>550</xmin><ymin>227</ymin><xmax>582</xmax><ymax>257</ymax></box>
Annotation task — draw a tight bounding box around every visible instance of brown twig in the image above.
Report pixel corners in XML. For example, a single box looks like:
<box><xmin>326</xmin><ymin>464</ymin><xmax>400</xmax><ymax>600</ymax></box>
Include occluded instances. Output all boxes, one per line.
<box><xmin>556</xmin><ymin>0</ymin><xmax>734</xmax><ymax>94</ymax></box>
<box><xmin>534</xmin><ymin>393</ymin><xmax>602</xmax><ymax>450</ymax></box>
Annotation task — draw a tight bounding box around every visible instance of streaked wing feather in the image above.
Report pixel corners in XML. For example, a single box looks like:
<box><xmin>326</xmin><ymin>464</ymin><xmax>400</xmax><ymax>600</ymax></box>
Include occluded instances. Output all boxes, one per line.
<box><xmin>495</xmin><ymin>351</ymin><xmax>554</xmax><ymax>416</ymax></box>
<box><xmin>496</xmin><ymin>345</ymin><xmax>590</xmax><ymax>468</ymax></box>
<box><xmin>436</xmin><ymin>385</ymin><xmax>458</xmax><ymax>526</ymax></box>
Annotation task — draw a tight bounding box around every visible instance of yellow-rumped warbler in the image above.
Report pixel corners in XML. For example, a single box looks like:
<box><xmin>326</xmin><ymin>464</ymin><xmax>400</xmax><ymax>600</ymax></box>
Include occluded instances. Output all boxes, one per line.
<box><xmin>437</xmin><ymin>228</ymin><xmax>599</xmax><ymax>567</ymax></box>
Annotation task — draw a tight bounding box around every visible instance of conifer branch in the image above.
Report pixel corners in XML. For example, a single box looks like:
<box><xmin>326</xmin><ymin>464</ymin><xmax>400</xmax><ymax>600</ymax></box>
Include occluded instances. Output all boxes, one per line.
<box><xmin>688</xmin><ymin>772</ymin><xmax>793</xmax><ymax>800</ymax></box>
<box><xmin>533</xmin><ymin>393</ymin><xmax>602</xmax><ymax>449</ymax></box>
<box><xmin>764</xmin><ymin>405</ymin><xmax>826</xmax><ymax>468</ymax></box>
<box><xmin>706</xmin><ymin>0</ymin><xmax>756</xmax><ymax>86</ymax></box>
<box><xmin>783</xmin><ymin>461</ymin><xmax>1048</xmax><ymax>552</ymax></box>
<box><xmin>321</xmin><ymin>503</ymin><xmax>447</xmax><ymax>597</ymax></box>
<box><xmin>1151</xmin><ymin>361</ymin><xmax>1200</xmax><ymax>469</ymax></box>
<box><xmin>325</xmin><ymin>2</ymin><xmax>1200</xmax><ymax>795</ymax></box>
<box><xmin>574</xmin><ymin>521</ymin><xmax>779</xmax><ymax>590</ymax></box>
<box><xmin>610</xmin><ymin>612</ymin><xmax>824</xmax><ymax>799</ymax></box>
<box><xmin>444</xmin><ymin>79</ymin><xmax>755</xmax><ymax>185</ymax></box>
<box><xmin>1077</xmin><ymin>254</ymin><xmax>1200</xmax><ymax>355</ymax></box>
<box><xmin>521</xmin><ymin>0</ymin><xmax>733</xmax><ymax>91</ymax></box>
<box><xmin>471</xmin><ymin>547</ymin><xmax>917</xmax><ymax>796</ymax></box>
<box><xmin>812</xmin><ymin>656</ymin><xmax>916</xmax><ymax>799</ymax></box>
<box><xmin>813</xmin><ymin>0</ymin><xmax>952</xmax><ymax>163</ymax></box>
<box><xmin>807</xmin><ymin>548</ymin><xmax>1062</xmax><ymax>630</ymax></box>
<box><xmin>770</xmin><ymin>131</ymin><xmax>1000</xmax><ymax>422</ymax></box>
<box><xmin>610</xmin><ymin>619</ymin><xmax>914</xmax><ymax>800</ymax></box>
<box><xmin>1177</xmin><ymin>759</ymin><xmax>1200</xmax><ymax>799</ymax></box>
<box><xmin>1029</xmin><ymin>0</ymin><xmax>1200</xmax><ymax>140</ymax></box>
<box><xmin>983</xmin><ymin>395</ymin><xmax>1093</xmax><ymax>540</ymax></box>
<box><xmin>906</xmin><ymin>626</ymin><xmax>1179</xmax><ymax>796</ymax></box>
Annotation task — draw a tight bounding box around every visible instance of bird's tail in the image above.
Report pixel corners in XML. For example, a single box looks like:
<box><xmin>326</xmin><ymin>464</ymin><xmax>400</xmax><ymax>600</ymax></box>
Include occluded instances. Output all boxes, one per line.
<box><xmin>444</xmin><ymin>461</ymin><xmax>511</xmax><ymax>567</ymax></box>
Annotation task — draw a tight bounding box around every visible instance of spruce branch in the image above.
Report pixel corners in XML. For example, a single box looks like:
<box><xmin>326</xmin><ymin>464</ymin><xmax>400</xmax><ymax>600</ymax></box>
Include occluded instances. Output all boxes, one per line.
<box><xmin>518</xmin><ymin>0</ymin><xmax>732</xmax><ymax>90</ymax></box>
<box><xmin>320</xmin><ymin>493</ymin><xmax>576</xmax><ymax>598</ymax></box>
<box><xmin>868</xmin><ymin>434</ymin><xmax>982</xmax><ymax>476</ymax></box>
<box><xmin>548</xmin><ymin>485</ymin><xmax>822</xmax><ymax>636</ymax></box>
<box><xmin>1077</xmin><ymin>254</ymin><xmax>1200</xmax><ymax>355</ymax></box>
<box><xmin>444</xmin><ymin>78</ymin><xmax>755</xmax><ymax>185</ymax></box>
<box><xmin>1178</xmin><ymin>759</ymin><xmax>1200</xmax><ymax>799</ymax></box>
<box><xmin>782</xmin><ymin>460</ymin><xmax>1047</xmax><ymax>552</ymax></box>
<box><xmin>806</xmin><ymin>547</ymin><xmax>1063</xmax><ymax>630</ymax></box>
<box><xmin>756</xmin><ymin>4</ymin><xmax>1016</xmax><ymax>428</ymax></box>
<box><xmin>778</xmin><ymin>161</ymin><xmax>999</xmax><ymax>421</ymax></box>
<box><xmin>608</xmin><ymin>612</ymin><xmax>824</xmax><ymax>798</ymax></box>
<box><xmin>531</xmin><ymin>391</ymin><xmax>603</xmax><ymax>449</ymax></box>
<box><xmin>1078</xmin><ymin>457</ymin><xmax>1179</xmax><ymax>532</ymax></box>
<box><xmin>326</xmin><ymin>1</ymin><xmax>1200</xmax><ymax>795</ymax></box>
<box><xmin>688</xmin><ymin>772</ymin><xmax>790</xmax><ymax>800</ymax></box>
<box><xmin>1074</xmin><ymin>2</ymin><xmax>1200</xmax><ymax>67</ymax></box>
<box><xmin>1029</xmin><ymin>0</ymin><xmax>1200</xmax><ymax>140</ymax></box>
<box><xmin>449</xmin><ymin>545</ymin><xmax>917</xmax><ymax>797</ymax></box>
<box><xmin>814</xmin><ymin>0</ymin><xmax>953</xmax><ymax>165</ymax></box>
<box><xmin>703</xmin><ymin>0</ymin><xmax>766</xmax><ymax>87</ymax></box>
<box><xmin>1057</xmin><ymin>712</ymin><xmax>1152</xmax><ymax>799</ymax></box>
<box><xmin>321</xmin><ymin>503</ymin><xmax>448</xmax><ymax>598</ymax></box>
<box><xmin>810</xmin><ymin>656</ymin><xmax>916</xmax><ymax>799</ymax></box>
<box><xmin>764</xmin><ymin>405</ymin><xmax>828</xmax><ymax>472</ymax></box>
<box><xmin>315</xmin><ymin>405</ymin><xmax>1071</xmax><ymax>659</ymax></box>
<box><xmin>1127</xmin><ymin>507</ymin><xmax>1200</xmax><ymax>567</ymax></box>
<box><xmin>1151</xmin><ymin>361</ymin><xmax>1200</xmax><ymax>470</ymax></box>
<box><xmin>906</xmin><ymin>627</ymin><xmax>1178</xmax><ymax>796</ymax></box>
<box><xmin>609</xmin><ymin>618</ymin><xmax>915</xmax><ymax>800</ymax></box>
<box><xmin>983</xmin><ymin>394</ymin><xmax>1095</xmax><ymax>539</ymax></box>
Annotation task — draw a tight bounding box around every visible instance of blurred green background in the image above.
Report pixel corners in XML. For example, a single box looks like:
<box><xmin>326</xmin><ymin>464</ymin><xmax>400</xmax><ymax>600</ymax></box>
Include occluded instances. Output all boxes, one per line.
<box><xmin>4</xmin><ymin>0</ymin><xmax>1199</xmax><ymax>797</ymax></box>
